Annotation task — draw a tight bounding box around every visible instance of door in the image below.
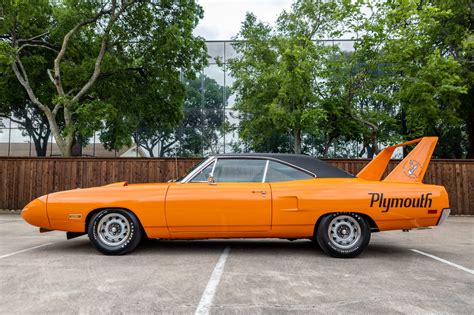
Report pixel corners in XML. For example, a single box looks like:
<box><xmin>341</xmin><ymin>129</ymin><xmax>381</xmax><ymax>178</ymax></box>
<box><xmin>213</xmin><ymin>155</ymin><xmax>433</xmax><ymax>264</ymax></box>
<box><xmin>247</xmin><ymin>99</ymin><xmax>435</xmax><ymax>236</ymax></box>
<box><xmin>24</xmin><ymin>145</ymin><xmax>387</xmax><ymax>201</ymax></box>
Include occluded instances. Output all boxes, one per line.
<box><xmin>165</xmin><ymin>158</ymin><xmax>271</xmax><ymax>232</ymax></box>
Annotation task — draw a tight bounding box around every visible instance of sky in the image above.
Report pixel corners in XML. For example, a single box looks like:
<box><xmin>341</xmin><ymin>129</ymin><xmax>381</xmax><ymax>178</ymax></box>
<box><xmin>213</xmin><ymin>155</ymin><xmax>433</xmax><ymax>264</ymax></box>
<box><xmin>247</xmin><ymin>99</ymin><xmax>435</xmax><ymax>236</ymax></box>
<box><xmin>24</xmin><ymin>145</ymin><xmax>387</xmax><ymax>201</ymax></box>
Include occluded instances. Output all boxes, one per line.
<box><xmin>194</xmin><ymin>0</ymin><xmax>293</xmax><ymax>40</ymax></box>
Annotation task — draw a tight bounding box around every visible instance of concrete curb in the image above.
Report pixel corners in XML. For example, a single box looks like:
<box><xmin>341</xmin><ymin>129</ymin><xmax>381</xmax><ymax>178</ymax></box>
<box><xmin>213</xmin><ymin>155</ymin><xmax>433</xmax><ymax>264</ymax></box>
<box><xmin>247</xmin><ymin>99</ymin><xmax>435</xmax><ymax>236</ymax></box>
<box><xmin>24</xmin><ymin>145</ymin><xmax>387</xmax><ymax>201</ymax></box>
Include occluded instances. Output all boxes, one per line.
<box><xmin>0</xmin><ymin>210</ymin><xmax>21</xmax><ymax>215</ymax></box>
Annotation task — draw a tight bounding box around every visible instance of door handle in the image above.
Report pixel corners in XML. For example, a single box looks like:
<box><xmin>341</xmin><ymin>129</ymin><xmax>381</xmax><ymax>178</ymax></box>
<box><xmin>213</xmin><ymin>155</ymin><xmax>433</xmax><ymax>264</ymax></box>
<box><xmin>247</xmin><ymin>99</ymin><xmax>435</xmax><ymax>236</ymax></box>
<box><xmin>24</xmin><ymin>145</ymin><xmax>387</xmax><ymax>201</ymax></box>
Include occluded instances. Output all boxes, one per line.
<box><xmin>252</xmin><ymin>190</ymin><xmax>267</xmax><ymax>196</ymax></box>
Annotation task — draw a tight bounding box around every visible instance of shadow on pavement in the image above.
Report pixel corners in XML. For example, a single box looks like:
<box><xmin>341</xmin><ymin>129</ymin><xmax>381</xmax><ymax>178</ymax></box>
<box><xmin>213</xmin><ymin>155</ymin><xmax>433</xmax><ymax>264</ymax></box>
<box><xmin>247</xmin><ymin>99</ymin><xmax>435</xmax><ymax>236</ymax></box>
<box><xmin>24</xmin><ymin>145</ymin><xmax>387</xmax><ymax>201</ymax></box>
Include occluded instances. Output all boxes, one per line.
<box><xmin>42</xmin><ymin>236</ymin><xmax>409</xmax><ymax>258</ymax></box>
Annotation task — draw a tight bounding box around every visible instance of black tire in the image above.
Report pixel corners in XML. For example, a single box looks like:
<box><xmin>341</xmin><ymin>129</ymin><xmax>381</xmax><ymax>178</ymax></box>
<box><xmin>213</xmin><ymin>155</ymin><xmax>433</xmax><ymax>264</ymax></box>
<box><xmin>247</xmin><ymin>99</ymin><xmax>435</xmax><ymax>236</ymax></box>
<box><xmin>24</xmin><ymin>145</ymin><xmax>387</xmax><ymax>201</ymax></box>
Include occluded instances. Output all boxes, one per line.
<box><xmin>316</xmin><ymin>213</ymin><xmax>371</xmax><ymax>258</ymax></box>
<box><xmin>88</xmin><ymin>208</ymin><xmax>142</xmax><ymax>255</ymax></box>
<box><xmin>310</xmin><ymin>238</ymin><xmax>322</xmax><ymax>250</ymax></box>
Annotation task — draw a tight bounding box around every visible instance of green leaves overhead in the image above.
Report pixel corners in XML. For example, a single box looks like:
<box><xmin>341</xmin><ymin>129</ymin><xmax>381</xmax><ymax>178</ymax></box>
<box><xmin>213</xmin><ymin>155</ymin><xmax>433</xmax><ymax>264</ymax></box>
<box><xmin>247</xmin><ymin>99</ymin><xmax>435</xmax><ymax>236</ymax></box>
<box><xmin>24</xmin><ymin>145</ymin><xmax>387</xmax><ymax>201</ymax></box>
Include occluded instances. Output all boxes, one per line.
<box><xmin>230</xmin><ymin>0</ymin><xmax>471</xmax><ymax>158</ymax></box>
<box><xmin>356</xmin><ymin>0</ymin><xmax>470</xmax><ymax>158</ymax></box>
<box><xmin>229</xmin><ymin>0</ymin><xmax>360</xmax><ymax>154</ymax></box>
<box><xmin>1</xmin><ymin>0</ymin><xmax>472</xmax><ymax>158</ymax></box>
<box><xmin>1</xmin><ymin>0</ymin><xmax>207</xmax><ymax>156</ymax></box>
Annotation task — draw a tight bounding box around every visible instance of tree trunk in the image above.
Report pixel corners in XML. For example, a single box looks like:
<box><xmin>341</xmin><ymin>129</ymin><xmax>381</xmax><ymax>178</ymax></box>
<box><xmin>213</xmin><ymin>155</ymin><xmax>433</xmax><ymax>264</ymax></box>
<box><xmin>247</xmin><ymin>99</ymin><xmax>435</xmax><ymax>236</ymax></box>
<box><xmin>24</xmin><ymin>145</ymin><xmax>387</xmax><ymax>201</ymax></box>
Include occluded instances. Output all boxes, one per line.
<box><xmin>42</xmin><ymin>109</ymin><xmax>72</xmax><ymax>156</ymax></box>
<box><xmin>366</xmin><ymin>131</ymin><xmax>379</xmax><ymax>159</ymax></box>
<box><xmin>366</xmin><ymin>144</ymin><xmax>375</xmax><ymax>159</ymax></box>
<box><xmin>322</xmin><ymin>136</ymin><xmax>333</xmax><ymax>158</ymax></box>
<box><xmin>293</xmin><ymin>128</ymin><xmax>302</xmax><ymax>154</ymax></box>
<box><xmin>57</xmin><ymin>134</ymin><xmax>73</xmax><ymax>157</ymax></box>
<box><xmin>9</xmin><ymin>111</ymin><xmax>51</xmax><ymax>157</ymax></box>
<box><xmin>71</xmin><ymin>137</ymin><xmax>82</xmax><ymax>156</ymax></box>
<box><xmin>146</xmin><ymin>146</ymin><xmax>155</xmax><ymax>157</ymax></box>
<box><xmin>32</xmin><ymin>129</ymin><xmax>50</xmax><ymax>156</ymax></box>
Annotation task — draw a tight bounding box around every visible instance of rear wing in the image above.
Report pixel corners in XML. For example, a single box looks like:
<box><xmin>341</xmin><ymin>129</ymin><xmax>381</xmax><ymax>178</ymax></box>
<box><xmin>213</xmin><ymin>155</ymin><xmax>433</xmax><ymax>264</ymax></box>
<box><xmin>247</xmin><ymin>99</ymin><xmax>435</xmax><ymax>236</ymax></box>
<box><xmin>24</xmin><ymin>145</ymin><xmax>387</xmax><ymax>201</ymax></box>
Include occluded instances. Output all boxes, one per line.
<box><xmin>357</xmin><ymin>137</ymin><xmax>438</xmax><ymax>183</ymax></box>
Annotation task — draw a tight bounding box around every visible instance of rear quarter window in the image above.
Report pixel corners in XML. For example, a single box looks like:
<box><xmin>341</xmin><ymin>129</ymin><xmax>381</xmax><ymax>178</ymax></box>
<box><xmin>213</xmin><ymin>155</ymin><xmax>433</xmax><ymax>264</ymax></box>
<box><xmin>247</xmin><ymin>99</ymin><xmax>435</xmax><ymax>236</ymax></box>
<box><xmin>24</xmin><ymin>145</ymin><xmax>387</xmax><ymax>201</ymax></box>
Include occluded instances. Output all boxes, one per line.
<box><xmin>265</xmin><ymin>160</ymin><xmax>314</xmax><ymax>182</ymax></box>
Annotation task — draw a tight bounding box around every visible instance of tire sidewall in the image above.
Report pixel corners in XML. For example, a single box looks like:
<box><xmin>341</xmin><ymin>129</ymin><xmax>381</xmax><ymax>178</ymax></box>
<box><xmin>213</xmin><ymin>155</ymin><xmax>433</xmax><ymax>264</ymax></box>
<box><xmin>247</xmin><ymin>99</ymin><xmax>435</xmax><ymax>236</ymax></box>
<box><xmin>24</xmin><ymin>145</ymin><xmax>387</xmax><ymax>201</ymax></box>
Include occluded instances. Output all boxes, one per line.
<box><xmin>88</xmin><ymin>208</ymin><xmax>142</xmax><ymax>255</ymax></box>
<box><xmin>317</xmin><ymin>213</ymin><xmax>371</xmax><ymax>258</ymax></box>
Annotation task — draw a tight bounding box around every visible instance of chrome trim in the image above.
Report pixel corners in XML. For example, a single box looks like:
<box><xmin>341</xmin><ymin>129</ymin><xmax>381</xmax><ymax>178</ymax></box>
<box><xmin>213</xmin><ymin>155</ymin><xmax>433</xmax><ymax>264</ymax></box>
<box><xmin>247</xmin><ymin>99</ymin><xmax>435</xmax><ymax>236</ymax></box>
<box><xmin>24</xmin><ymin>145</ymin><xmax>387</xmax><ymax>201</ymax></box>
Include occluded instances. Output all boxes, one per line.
<box><xmin>216</xmin><ymin>156</ymin><xmax>315</xmax><ymax>176</ymax></box>
<box><xmin>180</xmin><ymin>157</ymin><xmax>215</xmax><ymax>183</ymax></box>
<box><xmin>211</xmin><ymin>158</ymin><xmax>217</xmax><ymax>176</ymax></box>
<box><xmin>181</xmin><ymin>155</ymin><xmax>316</xmax><ymax>183</ymax></box>
<box><xmin>437</xmin><ymin>208</ymin><xmax>450</xmax><ymax>225</ymax></box>
<box><xmin>262</xmin><ymin>160</ymin><xmax>269</xmax><ymax>183</ymax></box>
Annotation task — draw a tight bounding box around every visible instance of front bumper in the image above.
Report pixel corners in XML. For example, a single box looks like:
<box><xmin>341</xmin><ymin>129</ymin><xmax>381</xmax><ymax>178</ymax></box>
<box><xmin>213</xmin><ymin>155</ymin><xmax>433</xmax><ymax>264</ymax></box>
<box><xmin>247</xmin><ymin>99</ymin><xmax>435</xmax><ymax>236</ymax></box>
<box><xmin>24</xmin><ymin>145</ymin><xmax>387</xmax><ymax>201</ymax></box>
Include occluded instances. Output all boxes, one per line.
<box><xmin>437</xmin><ymin>208</ymin><xmax>451</xmax><ymax>225</ymax></box>
<box><xmin>21</xmin><ymin>195</ymin><xmax>50</xmax><ymax>228</ymax></box>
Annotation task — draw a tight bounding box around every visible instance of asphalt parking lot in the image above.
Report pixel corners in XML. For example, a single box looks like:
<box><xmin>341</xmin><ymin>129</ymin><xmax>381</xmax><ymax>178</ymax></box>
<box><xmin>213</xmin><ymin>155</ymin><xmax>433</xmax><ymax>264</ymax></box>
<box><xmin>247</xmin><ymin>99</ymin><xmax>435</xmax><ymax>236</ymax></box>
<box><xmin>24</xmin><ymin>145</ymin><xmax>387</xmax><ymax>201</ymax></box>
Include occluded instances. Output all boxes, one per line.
<box><xmin>0</xmin><ymin>214</ymin><xmax>473</xmax><ymax>314</ymax></box>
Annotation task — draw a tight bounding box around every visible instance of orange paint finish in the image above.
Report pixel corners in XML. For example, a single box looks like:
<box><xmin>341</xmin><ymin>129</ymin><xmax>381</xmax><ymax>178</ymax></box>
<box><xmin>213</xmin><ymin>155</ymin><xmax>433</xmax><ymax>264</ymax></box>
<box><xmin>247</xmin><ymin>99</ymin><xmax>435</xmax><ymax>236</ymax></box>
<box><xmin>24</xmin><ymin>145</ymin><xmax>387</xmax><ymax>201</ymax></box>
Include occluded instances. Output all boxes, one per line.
<box><xmin>270</xmin><ymin>178</ymin><xmax>448</xmax><ymax>234</ymax></box>
<box><xmin>21</xmin><ymin>195</ymin><xmax>50</xmax><ymax>229</ymax></box>
<box><xmin>21</xmin><ymin>177</ymin><xmax>449</xmax><ymax>239</ymax></box>
<box><xmin>21</xmin><ymin>137</ymin><xmax>450</xmax><ymax>240</ymax></box>
<box><xmin>165</xmin><ymin>182</ymin><xmax>271</xmax><ymax>233</ymax></box>
<box><xmin>39</xmin><ymin>183</ymin><xmax>171</xmax><ymax>238</ymax></box>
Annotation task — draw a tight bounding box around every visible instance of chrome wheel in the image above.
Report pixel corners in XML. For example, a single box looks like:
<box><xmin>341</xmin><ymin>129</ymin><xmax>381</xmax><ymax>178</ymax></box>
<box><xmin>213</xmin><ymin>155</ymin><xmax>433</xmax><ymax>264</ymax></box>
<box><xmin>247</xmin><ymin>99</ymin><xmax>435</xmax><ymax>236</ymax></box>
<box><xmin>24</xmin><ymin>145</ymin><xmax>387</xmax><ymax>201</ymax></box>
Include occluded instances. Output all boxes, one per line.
<box><xmin>328</xmin><ymin>215</ymin><xmax>361</xmax><ymax>250</ymax></box>
<box><xmin>97</xmin><ymin>213</ymin><xmax>131</xmax><ymax>247</ymax></box>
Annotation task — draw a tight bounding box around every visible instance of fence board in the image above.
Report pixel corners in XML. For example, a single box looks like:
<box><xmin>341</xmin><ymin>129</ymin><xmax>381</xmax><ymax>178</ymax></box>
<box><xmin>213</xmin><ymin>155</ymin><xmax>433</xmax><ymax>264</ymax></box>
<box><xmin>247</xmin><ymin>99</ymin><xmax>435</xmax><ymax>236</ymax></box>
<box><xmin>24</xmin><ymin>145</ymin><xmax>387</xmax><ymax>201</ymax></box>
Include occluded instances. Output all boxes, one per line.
<box><xmin>0</xmin><ymin>157</ymin><xmax>471</xmax><ymax>215</ymax></box>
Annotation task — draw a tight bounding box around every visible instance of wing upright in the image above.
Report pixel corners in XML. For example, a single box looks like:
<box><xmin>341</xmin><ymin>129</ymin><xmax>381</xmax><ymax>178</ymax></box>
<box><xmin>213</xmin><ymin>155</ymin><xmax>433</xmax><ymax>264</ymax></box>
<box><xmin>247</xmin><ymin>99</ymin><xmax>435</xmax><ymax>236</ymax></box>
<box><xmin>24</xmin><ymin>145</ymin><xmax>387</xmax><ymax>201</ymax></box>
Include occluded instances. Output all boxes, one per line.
<box><xmin>357</xmin><ymin>137</ymin><xmax>438</xmax><ymax>183</ymax></box>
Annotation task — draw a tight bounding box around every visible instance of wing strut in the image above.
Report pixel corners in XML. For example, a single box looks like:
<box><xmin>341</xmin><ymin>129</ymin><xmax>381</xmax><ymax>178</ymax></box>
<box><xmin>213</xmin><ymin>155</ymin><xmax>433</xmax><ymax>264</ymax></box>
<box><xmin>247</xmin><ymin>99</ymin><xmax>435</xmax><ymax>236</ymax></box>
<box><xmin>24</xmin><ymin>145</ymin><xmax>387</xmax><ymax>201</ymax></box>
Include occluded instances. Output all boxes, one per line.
<box><xmin>357</xmin><ymin>137</ymin><xmax>438</xmax><ymax>183</ymax></box>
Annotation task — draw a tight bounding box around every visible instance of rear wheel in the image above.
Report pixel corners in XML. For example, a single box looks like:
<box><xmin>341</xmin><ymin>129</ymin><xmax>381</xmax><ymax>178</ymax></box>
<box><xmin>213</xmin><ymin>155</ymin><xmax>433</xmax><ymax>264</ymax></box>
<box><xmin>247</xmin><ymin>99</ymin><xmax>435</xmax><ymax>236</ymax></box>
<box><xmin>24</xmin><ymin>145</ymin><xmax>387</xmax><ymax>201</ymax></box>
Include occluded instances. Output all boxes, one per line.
<box><xmin>88</xmin><ymin>209</ymin><xmax>142</xmax><ymax>255</ymax></box>
<box><xmin>316</xmin><ymin>213</ymin><xmax>370</xmax><ymax>258</ymax></box>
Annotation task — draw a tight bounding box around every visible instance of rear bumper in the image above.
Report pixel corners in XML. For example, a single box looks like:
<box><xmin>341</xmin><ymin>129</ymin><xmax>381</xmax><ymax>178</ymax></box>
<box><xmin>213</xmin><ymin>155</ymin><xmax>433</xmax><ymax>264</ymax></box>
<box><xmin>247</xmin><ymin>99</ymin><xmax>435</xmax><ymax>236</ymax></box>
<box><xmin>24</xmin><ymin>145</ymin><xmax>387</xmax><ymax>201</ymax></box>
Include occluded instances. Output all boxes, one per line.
<box><xmin>437</xmin><ymin>208</ymin><xmax>451</xmax><ymax>225</ymax></box>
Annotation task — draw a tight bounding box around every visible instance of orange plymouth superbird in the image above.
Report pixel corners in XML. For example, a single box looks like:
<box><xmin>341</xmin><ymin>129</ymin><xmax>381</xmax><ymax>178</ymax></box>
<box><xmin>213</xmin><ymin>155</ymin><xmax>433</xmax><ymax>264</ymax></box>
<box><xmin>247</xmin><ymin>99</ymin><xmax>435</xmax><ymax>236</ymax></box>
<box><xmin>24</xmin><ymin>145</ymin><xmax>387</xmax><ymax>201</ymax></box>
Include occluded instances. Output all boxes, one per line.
<box><xmin>22</xmin><ymin>137</ymin><xmax>450</xmax><ymax>258</ymax></box>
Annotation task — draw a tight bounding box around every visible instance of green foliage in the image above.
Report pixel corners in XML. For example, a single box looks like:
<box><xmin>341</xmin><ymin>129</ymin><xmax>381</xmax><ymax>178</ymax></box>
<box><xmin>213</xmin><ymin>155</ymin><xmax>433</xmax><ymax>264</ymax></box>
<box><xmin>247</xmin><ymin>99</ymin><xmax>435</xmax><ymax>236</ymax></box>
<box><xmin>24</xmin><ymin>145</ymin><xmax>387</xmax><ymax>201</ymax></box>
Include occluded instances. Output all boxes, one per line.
<box><xmin>0</xmin><ymin>0</ymin><xmax>207</xmax><ymax>156</ymax></box>
<box><xmin>1</xmin><ymin>0</ymin><xmax>472</xmax><ymax>158</ymax></box>
<box><xmin>229</xmin><ymin>0</ymin><xmax>361</xmax><ymax>154</ymax></box>
<box><xmin>134</xmin><ymin>75</ymin><xmax>229</xmax><ymax>157</ymax></box>
<box><xmin>355</xmin><ymin>0</ymin><xmax>469</xmax><ymax>158</ymax></box>
<box><xmin>230</xmin><ymin>0</ymin><xmax>470</xmax><ymax>157</ymax></box>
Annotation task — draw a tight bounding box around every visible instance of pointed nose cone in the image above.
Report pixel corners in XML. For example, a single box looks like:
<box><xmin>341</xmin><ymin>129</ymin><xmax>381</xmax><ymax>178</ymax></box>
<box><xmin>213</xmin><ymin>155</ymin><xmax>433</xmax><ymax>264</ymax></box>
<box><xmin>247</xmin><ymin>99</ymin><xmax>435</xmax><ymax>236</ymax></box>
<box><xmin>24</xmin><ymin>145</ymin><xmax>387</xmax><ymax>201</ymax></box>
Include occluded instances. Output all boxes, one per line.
<box><xmin>21</xmin><ymin>195</ymin><xmax>50</xmax><ymax>228</ymax></box>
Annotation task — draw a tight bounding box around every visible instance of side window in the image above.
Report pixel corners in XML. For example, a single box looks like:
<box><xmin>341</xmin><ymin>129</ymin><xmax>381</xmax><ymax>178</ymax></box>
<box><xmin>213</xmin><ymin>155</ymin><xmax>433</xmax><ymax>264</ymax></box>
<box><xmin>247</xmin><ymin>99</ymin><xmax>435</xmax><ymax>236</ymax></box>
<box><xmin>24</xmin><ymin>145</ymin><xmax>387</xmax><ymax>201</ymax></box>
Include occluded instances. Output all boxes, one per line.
<box><xmin>265</xmin><ymin>160</ymin><xmax>313</xmax><ymax>182</ymax></box>
<box><xmin>213</xmin><ymin>159</ymin><xmax>266</xmax><ymax>183</ymax></box>
<box><xmin>190</xmin><ymin>161</ymin><xmax>215</xmax><ymax>182</ymax></box>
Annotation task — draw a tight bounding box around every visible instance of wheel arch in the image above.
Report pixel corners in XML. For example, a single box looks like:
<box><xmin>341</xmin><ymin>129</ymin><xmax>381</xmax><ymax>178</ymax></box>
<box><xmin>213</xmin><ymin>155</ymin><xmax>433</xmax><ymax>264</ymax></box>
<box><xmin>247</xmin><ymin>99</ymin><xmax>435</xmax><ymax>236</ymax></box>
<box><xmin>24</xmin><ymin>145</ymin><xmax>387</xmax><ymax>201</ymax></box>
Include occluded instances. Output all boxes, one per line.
<box><xmin>313</xmin><ymin>212</ymin><xmax>379</xmax><ymax>238</ymax></box>
<box><xmin>85</xmin><ymin>207</ymin><xmax>148</xmax><ymax>237</ymax></box>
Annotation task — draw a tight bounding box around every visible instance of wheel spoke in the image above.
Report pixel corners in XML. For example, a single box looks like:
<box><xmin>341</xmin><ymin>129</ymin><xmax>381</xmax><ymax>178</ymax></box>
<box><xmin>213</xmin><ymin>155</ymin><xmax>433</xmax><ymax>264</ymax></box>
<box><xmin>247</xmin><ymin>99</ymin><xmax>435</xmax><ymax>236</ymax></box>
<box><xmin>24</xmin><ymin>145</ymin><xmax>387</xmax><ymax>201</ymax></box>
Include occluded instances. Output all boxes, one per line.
<box><xmin>327</xmin><ymin>215</ymin><xmax>361</xmax><ymax>250</ymax></box>
<box><xmin>96</xmin><ymin>213</ymin><xmax>131</xmax><ymax>247</ymax></box>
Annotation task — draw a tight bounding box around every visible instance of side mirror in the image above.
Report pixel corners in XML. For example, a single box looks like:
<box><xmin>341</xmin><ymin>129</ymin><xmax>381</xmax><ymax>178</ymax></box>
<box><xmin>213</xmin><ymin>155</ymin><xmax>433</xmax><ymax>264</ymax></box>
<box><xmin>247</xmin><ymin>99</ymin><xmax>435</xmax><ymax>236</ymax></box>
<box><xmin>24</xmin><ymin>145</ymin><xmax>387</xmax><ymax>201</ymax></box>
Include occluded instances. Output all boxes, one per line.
<box><xmin>207</xmin><ymin>174</ymin><xmax>216</xmax><ymax>185</ymax></box>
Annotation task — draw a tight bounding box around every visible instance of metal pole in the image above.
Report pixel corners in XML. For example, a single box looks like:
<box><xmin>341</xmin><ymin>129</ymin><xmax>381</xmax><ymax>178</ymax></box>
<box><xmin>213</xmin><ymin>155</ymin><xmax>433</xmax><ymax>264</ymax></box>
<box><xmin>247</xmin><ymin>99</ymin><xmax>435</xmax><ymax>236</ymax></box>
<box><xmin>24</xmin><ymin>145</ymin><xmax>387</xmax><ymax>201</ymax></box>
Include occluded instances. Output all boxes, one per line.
<box><xmin>201</xmin><ymin>72</ymin><xmax>205</xmax><ymax>157</ymax></box>
<box><xmin>93</xmin><ymin>133</ymin><xmax>96</xmax><ymax>156</ymax></box>
<box><xmin>7</xmin><ymin>117</ymin><xmax>11</xmax><ymax>156</ymax></box>
<box><xmin>50</xmin><ymin>134</ymin><xmax>53</xmax><ymax>156</ymax></box>
<box><xmin>223</xmin><ymin>41</ymin><xmax>226</xmax><ymax>154</ymax></box>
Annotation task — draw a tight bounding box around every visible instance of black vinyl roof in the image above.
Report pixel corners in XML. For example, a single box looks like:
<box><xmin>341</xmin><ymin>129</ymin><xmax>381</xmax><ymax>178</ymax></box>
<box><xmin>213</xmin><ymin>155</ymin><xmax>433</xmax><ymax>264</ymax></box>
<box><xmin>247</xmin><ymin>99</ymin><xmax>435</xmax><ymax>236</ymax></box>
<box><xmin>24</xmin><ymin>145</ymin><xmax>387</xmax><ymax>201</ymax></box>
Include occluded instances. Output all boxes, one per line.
<box><xmin>214</xmin><ymin>153</ymin><xmax>354</xmax><ymax>178</ymax></box>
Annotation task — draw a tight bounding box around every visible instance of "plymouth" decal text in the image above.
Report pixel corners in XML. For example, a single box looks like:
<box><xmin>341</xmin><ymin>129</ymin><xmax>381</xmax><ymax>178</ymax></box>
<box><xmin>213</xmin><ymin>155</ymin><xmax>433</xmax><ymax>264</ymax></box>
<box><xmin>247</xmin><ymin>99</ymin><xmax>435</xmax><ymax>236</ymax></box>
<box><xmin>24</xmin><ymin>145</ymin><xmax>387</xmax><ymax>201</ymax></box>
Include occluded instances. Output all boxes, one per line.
<box><xmin>369</xmin><ymin>192</ymin><xmax>433</xmax><ymax>212</ymax></box>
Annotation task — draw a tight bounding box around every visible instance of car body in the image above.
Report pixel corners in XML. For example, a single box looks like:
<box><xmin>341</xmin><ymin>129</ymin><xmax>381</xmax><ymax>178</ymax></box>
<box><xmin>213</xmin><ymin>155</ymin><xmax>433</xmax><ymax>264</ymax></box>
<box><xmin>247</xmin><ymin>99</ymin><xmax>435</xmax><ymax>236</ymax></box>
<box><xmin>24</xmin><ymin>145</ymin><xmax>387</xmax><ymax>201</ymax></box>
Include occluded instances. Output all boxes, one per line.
<box><xmin>22</xmin><ymin>137</ymin><xmax>450</xmax><ymax>257</ymax></box>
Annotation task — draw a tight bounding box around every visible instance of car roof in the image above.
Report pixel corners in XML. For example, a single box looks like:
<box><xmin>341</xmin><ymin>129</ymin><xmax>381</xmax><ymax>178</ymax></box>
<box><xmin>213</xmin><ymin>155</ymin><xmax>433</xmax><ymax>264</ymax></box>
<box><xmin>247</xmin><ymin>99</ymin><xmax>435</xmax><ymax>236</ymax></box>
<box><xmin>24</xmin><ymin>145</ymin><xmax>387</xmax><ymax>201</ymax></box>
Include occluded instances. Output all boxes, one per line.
<box><xmin>212</xmin><ymin>153</ymin><xmax>354</xmax><ymax>178</ymax></box>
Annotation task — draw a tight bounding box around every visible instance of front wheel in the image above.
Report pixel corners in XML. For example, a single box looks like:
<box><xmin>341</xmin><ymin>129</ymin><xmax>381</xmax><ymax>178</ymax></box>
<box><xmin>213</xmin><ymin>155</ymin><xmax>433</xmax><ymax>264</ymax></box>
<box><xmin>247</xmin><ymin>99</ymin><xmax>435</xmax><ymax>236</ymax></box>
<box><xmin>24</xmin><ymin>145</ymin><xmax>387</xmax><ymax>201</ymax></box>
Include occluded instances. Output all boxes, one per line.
<box><xmin>316</xmin><ymin>213</ymin><xmax>371</xmax><ymax>258</ymax></box>
<box><xmin>88</xmin><ymin>209</ymin><xmax>143</xmax><ymax>255</ymax></box>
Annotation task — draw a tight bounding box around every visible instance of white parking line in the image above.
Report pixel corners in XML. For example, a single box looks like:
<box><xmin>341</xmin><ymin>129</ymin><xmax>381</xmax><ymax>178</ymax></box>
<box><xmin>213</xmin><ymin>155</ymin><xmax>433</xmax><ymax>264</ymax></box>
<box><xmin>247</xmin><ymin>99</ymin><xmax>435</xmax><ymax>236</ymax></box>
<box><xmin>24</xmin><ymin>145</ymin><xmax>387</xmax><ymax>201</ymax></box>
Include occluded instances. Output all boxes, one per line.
<box><xmin>411</xmin><ymin>249</ymin><xmax>474</xmax><ymax>275</ymax></box>
<box><xmin>0</xmin><ymin>243</ymin><xmax>52</xmax><ymax>259</ymax></box>
<box><xmin>195</xmin><ymin>246</ymin><xmax>231</xmax><ymax>315</ymax></box>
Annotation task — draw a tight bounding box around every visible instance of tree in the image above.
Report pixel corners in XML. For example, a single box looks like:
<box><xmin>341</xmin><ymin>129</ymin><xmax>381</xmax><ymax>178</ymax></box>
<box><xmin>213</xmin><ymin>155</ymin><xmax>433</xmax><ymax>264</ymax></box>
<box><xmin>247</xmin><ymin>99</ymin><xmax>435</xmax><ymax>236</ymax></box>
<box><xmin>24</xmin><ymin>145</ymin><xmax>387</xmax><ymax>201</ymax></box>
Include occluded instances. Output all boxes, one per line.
<box><xmin>134</xmin><ymin>75</ymin><xmax>229</xmax><ymax>157</ymax></box>
<box><xmin>355</xmin><ymin>0</ymin><xmax>468</xmax><ymax>158</ymax></box>
<box><xmin>228</xmin><ymin>0</ymin><xmax>360</xmax><ymax>154</ymax></box>
<box><xmin>427</xmin><ymin>0</ymin><xmax>473</xmax><ymax>157</ymax></box>
<box><xmin>0</xmin><ymin>0</ymin><xmax>207</xmax><ymax>156</ymax></box>
<box><xmin>0</xmin><ymin>52</ymin><xmax>53</xmax><ymax>156</ymax></box>
<box><xmin>8</xmin><ymin>105</ymin><xmax>51</xmax><ymax>156</ymax></box>
<box><xmin>230</xmin><ymin>0</ymin><xmax>470</xmax><ymax>158</ymax></box>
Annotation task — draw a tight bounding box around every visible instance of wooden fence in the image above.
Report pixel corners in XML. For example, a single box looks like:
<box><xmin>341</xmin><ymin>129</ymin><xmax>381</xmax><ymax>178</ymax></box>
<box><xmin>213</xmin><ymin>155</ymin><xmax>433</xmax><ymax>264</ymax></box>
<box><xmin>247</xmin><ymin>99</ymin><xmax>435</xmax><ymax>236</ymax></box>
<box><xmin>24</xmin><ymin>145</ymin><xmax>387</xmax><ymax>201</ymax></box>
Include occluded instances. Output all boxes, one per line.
<box><xmin>0</xmin><ymin>157</ymin><xmax>472</xmax><ymax>215</ymax></box>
